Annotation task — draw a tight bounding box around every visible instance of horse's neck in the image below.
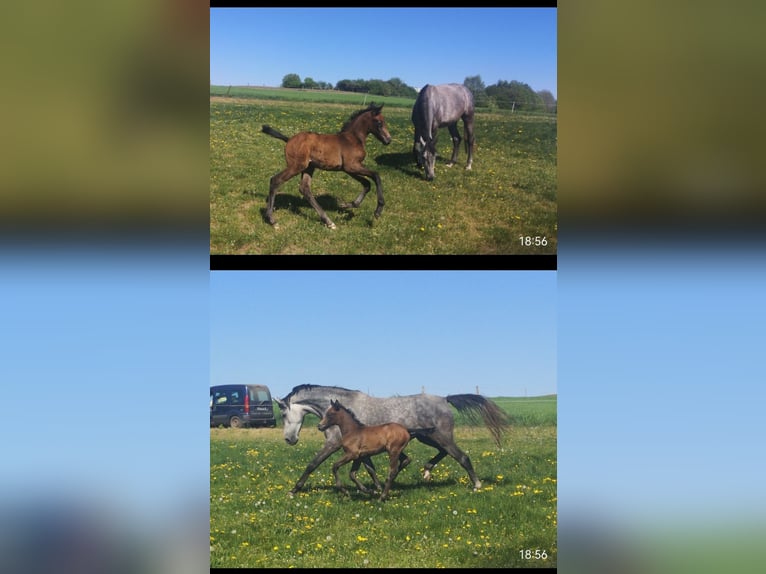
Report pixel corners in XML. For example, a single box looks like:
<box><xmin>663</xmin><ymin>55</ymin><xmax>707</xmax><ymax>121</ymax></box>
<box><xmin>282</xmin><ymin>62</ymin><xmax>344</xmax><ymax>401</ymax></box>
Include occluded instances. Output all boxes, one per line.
<box><xmin>345</xmin><ymin>121</ymin><xmax>370</xmax><ymax>143</ymax></box>
<box><xmin>336</xmin><ymin>416</ymin><xmax>362</xmax><ymax>436</ymax></box>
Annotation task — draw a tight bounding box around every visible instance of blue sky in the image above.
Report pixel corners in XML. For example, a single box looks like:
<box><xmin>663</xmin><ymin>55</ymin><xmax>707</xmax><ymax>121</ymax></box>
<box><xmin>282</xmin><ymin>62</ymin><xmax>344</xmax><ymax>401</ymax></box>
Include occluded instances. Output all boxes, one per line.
<box><xmin>210</xmin><ymin>7</ymin><xmax>557</xmax><ymax>98</ymax></box>
<box><xmin>558</xmin><ymin>243</ymin><xmax>766</xmax><ymax>524</ymax></box>
<box><xmin>210</xmin><ymin>270</ymin><xmax>557</xmax><ymax>400</ymax></box>
<box><xmin>0</xmin><ymin>247</ymin><xmax>211</xmax><ymax>523</ymax></box>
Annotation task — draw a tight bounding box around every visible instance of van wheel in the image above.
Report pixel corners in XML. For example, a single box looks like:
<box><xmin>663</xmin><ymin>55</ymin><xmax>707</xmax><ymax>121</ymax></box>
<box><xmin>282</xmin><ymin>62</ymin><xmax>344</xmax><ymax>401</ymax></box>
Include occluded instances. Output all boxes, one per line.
<box><xmin>229</xmin><ymin>416</ymin><xmax>242</xmax><ymax>428</ymax></box>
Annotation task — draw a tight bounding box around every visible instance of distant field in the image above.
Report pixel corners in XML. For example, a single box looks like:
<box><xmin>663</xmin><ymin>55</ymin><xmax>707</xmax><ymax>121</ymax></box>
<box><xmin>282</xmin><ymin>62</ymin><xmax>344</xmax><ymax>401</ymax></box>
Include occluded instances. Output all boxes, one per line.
<box><xmin>211</xmin><ymin>85</ymin><xmax>417</xmax><ymax>108</ymax></box>
<box><xmin>210</xmin><ymin>395</ymin><xmax>557</xmax><ymax>568</ymax></box>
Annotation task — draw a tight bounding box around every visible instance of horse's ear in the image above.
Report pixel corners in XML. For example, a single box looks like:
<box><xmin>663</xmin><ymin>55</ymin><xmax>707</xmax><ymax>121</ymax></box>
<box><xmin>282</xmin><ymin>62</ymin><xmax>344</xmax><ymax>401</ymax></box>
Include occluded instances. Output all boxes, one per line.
<box><xmin>331</xmin><ymin>399</ymin><xmax>339</xmax><ymax>408</ymax></box>
<box><xmin>275</xmin><ymin>398</ymin><xmax>287</xmax><ymax>410</ymax></box>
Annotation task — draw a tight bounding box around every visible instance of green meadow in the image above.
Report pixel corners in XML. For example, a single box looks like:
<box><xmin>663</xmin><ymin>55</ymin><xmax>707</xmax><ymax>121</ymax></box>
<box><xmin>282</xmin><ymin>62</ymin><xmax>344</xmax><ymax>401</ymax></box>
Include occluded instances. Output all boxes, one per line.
<box><xmin>210</xmin><ymin>88</ymin><xmax>557</xmax><ymax>254</ymax></box>
<box><xmin>210</xmin><ymin>395</ymin><xmax>557</xmax><ymax>568</ymax></box>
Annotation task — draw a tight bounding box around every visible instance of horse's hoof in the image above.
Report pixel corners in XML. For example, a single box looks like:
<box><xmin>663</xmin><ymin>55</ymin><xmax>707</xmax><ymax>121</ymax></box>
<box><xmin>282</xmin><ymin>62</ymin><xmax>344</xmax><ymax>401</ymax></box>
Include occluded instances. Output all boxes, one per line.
<box><xmin>465</xmin><ymin>165</ymin><xmax>472</xmax><ymax>171</ymax></box>
<box><xmin>446</xmin><ymin>162</ymin><xmax>455</xmax><ymax>168</ymax></box>
<box><xmin>326</xmin><ymin>221</ymin><xmax>337</xmax><ymax>230</ymax></box>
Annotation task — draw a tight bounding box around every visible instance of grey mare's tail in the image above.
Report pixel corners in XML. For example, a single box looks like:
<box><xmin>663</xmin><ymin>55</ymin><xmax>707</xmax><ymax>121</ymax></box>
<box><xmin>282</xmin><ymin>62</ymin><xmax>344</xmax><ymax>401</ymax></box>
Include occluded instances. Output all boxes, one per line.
<box><xmin>261</xmin><ymin>125</ymin><xmax>289</xmax><ymax>142</ymax></box>
<box><xmin>445</xmin><ymin>394</ymin><xmax>510</xmax><ymax>447</ymax></box>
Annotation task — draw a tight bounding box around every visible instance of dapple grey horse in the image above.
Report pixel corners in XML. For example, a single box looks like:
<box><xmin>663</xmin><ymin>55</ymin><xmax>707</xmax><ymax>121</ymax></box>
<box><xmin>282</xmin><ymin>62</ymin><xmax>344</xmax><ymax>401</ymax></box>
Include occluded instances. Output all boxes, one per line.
<box><xmin>275</xmin><ymin>384</ymin><xmax>509</xmax><ymax>495</ymax></box>
<box><xmin>411</xmin><ymin>83</ymin><xmax>475</xmax><ymax>181</ymax></box>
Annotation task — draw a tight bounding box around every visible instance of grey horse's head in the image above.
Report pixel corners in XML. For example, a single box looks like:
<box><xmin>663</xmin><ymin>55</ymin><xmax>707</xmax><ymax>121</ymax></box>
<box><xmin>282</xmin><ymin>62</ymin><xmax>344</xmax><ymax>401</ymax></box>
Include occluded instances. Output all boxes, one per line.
<box><xmin>274</xmin><ymin>397</ymin><xmax>313</xmax><ymax>445</ymax></box>
<box><xmin>414</xmin><ymin>135</ymin><xmax>437</xmax><ymax>181</ymax></box>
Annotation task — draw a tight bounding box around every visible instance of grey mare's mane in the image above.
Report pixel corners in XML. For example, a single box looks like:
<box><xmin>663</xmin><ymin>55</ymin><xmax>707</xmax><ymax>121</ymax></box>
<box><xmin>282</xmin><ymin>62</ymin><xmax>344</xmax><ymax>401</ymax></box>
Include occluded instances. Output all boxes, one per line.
<box><xmin>283</xmin><ymin>384</ymin><xmax>362</xmax><ymax>417</ymax></box>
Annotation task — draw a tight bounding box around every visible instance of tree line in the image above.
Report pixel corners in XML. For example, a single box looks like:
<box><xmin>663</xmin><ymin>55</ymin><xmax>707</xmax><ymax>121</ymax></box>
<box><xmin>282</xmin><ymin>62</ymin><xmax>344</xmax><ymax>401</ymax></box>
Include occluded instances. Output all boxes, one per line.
<box><xmin>280</xmin><ymin>73</ymin><xmax>556</xmax><ymax>113</ymax></box>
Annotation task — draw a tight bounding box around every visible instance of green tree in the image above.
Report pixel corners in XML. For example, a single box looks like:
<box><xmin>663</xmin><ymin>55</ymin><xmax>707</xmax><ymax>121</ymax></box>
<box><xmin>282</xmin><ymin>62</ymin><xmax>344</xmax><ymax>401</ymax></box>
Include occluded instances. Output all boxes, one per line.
<box><xmin>281</xmin><ymin>73</ymin><xmax>301</xmax><ymax>89</ymax></box>
<box><xmin>464</xmin><ymin>75</ymin><xmax>488</xmax><ymax>107</ymax></box>
<box><xmin>367</xmin><ymin>79</ymin><xmax>389</xmax><ymax>96</ymax></box>
<box><xmin>486</xmin><ymin>80</ymin><xmax>544</xmax><ymax>111</ymax></box>
<box><xmin>303</xmin><ymin>77</ymin><xmax>317</xmax><ymax>89</ymax></box>
<box><xmin>537</xmin><ymin>89</ymin><xmax>557</xmax><ymax>112</ymax></box>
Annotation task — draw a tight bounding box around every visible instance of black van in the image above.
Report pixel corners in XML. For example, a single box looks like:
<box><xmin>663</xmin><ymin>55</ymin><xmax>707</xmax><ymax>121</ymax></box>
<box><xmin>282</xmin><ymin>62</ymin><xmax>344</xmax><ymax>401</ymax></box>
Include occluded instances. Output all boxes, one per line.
<box><xmin>210</xmin><ymin>384</ymin><xmax>276</xmax><ymax>428</ymax></box>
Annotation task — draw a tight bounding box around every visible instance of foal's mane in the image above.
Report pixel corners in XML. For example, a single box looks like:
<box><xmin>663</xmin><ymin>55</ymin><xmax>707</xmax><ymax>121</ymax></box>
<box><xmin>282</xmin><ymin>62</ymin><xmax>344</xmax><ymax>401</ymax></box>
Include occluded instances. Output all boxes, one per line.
<box><xmin>340</xmin><ymin>104</ymin><xmax>381</xmax><ymax>133</ymax></box>
<box><xmin>332</xmin><ymin>400</ymin><xmax>365</xmax><ymax>428</ymax></box>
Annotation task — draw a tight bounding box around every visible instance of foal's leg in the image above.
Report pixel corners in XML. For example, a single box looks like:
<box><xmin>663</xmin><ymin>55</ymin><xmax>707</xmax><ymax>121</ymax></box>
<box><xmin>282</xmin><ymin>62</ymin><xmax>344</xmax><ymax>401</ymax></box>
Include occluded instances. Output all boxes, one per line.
<box><xmin>339</xmin><ymin>173</ymin><xmax>371</xmax><ymax>211</ymax></box>
<box><xmin>379</xmin><ymin>449</ymin><xmax>404</xmax><ymax>501</ymax></box>
<box><xmin>360</xmin><ymin>456</ymin><xmax>383</xmax><ymax>492</ymax></box>
<box><xmin>341</xmin><ymin>167</ymin><xmax>385</xmax><ymax>218</ymax></box>
<box><xmin>299</xmin><ymin>166</ymin><xmax>337</xmax><ymax>229</ymax></box>
<box><xmin>446</xmin><ymin>123</ymin><xmax>462</xmax><ymax>167</ymax></box>
<box><xmin>348</xmin><ymin>459</ymin><xmax>370</xmax><ymax>494</ymax></box>
<box><xmin>266</xmin><ymin>166</ymin><xmax>301</xmax><ymax>227</ymax></box>
<box><xmin>331</xmin><ymin>454</ymin><xmax>355</xmax><ymax>496</ymax></box>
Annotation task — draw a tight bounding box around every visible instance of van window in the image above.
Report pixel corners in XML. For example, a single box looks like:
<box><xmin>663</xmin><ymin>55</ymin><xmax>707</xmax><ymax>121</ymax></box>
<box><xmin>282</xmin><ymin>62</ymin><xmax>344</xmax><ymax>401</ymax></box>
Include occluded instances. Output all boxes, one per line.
<box><xmin>251</xmin><ymin>388</ymin><xmax>270</xmax><ymax>402</ymax></box>
<box><xmin>229</xmin><ymin>390</ymin><xmax>243</xmax><ymax>405</ymax></box>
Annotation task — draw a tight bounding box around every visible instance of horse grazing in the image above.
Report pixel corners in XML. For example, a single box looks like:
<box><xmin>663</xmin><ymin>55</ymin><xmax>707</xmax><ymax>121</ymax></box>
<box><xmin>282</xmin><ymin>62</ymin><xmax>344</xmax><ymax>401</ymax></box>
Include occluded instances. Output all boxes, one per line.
<box><xmin>275</xmin><ymin>384</ymin><xmax>510</xmax><ymax>495</ymax></box>
<box><xmin>261</xmin><ymin>103</ymin><xmax>392</xmax><ymax>229</ymax></box>
<box><xmin>411</xmin><ymin>83</ymin><xmax>475</xmax><ymax>181</ymax></box>
<box><xmin>318</xmin><ymin>400</ymin><xmax>413</xmax><ymax>501</ymax></box>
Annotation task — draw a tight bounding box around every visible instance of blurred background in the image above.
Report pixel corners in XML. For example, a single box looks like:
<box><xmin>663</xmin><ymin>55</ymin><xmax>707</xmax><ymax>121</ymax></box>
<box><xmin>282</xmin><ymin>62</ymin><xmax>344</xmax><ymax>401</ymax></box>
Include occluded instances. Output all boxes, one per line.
<box><xmin>2</xmin><ymin>1</ymin><xmax>765</xmax><ymax>572</ymax></box>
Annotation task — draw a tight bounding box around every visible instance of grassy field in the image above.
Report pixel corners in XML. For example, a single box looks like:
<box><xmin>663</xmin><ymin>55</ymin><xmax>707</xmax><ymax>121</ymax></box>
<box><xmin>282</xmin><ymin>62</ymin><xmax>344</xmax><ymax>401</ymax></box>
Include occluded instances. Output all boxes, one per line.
<box><xmin>210</xmin><ymin>396</ymin><xmax>557</xmax><ymax>568</ymax></box>
<box><xmin>210</xmin><ymin>92</ymin><xmax>557</xmax><ymax>255</ymax></box>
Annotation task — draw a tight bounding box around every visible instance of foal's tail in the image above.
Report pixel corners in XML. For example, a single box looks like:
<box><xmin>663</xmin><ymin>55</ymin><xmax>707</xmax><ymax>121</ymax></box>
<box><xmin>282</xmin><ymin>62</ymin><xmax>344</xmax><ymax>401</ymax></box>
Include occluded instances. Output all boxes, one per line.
<box><xmin>446</xmin><ymin>394</ymin><xmax>510</xmax><ymax>447</ymax></box>
<box><xmin>261</xmin><ymin>125</ymin><xmax>289</xmax><ymax>142</ymax></box>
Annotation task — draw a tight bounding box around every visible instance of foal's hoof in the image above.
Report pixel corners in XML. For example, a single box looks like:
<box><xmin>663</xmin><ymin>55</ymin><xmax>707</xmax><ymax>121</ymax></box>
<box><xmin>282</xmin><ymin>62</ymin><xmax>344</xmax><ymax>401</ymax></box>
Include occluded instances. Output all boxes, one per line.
<box><xmin>325</xmin><ymin>221</ymin><xmax>337</xmax><ymax>230</ymax></box>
